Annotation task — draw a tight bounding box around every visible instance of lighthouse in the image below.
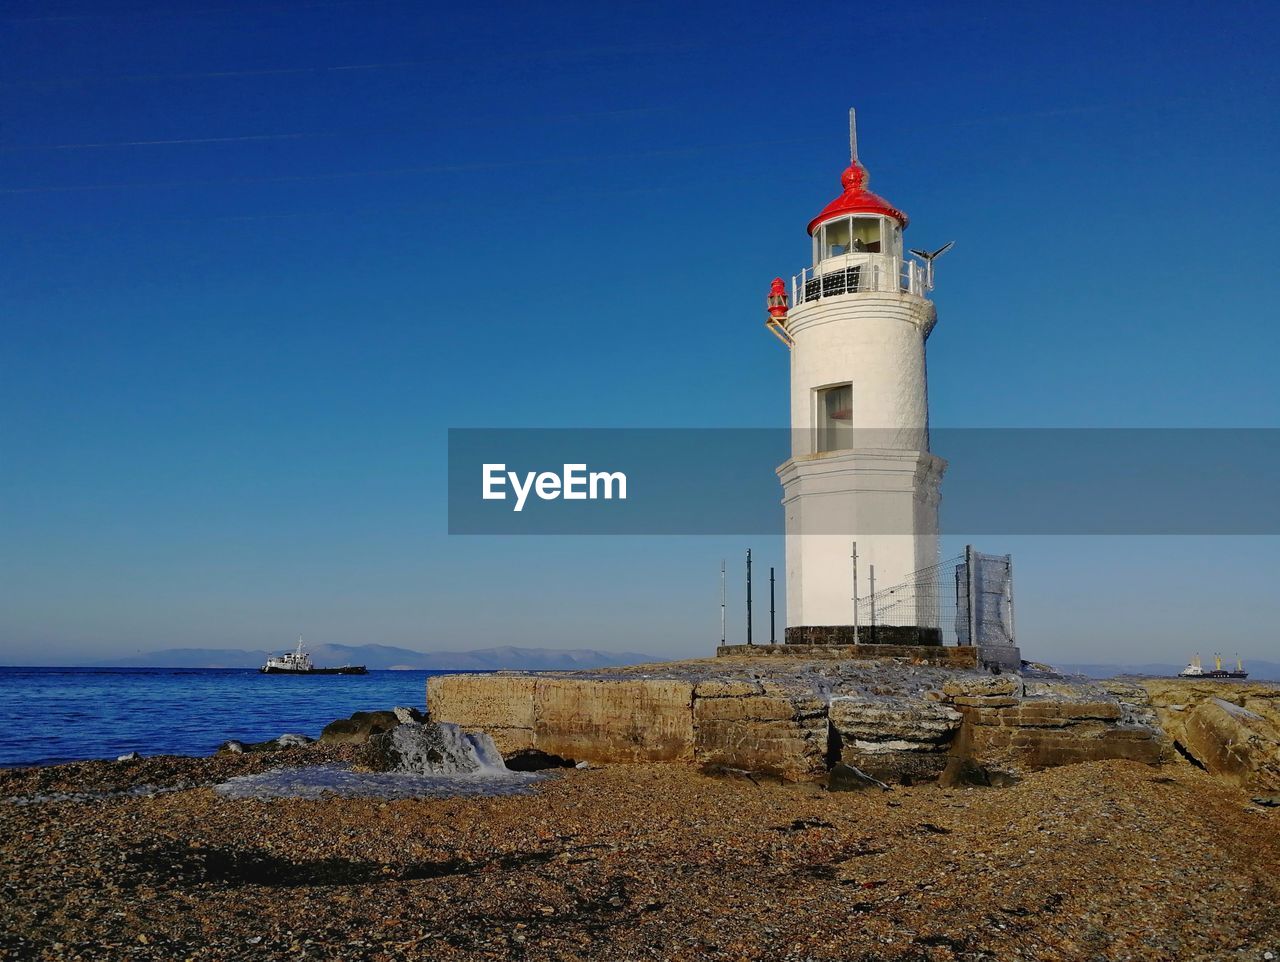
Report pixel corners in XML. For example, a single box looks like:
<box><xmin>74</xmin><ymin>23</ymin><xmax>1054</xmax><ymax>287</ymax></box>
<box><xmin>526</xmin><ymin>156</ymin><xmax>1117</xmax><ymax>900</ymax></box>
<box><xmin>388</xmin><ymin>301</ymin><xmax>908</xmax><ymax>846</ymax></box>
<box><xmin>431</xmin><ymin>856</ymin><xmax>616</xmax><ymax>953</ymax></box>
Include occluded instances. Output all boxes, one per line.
<box><xmin>768</xmin><ymin>110</ymin><xmax>948</xmax><ymax>645</ymax></box>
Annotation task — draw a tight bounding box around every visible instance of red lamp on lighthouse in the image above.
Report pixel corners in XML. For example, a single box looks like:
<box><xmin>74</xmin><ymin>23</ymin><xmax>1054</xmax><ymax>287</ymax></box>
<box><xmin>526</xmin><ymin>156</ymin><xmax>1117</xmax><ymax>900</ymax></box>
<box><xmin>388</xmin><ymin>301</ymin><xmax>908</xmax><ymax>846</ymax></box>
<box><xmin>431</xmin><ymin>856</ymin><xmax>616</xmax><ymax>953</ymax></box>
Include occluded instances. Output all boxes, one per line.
<box><xmin>764</xmin><ymin>276</ymin><xmax>793</xmax><ymax>347</ymax></box>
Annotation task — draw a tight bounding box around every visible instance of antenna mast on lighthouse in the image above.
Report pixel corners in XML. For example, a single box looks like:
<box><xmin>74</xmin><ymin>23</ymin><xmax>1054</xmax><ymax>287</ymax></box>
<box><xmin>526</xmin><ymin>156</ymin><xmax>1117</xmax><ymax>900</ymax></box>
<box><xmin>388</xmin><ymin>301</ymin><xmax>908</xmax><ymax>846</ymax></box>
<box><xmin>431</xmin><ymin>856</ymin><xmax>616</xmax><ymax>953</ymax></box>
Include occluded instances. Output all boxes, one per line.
<box><xmin>848</xmin><ymin>107</ymin><xmax>858</xmax><ymax>165</ymax></box>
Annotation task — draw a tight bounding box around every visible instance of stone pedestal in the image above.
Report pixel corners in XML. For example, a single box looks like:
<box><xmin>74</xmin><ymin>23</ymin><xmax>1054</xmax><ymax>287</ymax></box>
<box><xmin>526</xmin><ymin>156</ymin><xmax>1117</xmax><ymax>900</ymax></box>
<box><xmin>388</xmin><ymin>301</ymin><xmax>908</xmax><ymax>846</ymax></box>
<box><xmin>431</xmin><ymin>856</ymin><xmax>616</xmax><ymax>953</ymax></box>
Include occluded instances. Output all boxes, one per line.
<box><xmin>785</xmin><ymin>624</ymin><xmax>942</xmax><ymax>646</ymax></box>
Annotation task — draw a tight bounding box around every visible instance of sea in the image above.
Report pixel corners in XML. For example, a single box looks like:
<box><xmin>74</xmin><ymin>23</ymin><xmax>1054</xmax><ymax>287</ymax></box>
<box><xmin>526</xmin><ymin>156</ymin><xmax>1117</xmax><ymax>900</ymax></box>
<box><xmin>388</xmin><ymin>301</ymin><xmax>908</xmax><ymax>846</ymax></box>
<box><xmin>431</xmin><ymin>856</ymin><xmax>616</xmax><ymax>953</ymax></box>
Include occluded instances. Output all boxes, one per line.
<box><xmin>0</xmin><ymin>667</ymin><xmax>456</xmax><ymax>767</ymax></box>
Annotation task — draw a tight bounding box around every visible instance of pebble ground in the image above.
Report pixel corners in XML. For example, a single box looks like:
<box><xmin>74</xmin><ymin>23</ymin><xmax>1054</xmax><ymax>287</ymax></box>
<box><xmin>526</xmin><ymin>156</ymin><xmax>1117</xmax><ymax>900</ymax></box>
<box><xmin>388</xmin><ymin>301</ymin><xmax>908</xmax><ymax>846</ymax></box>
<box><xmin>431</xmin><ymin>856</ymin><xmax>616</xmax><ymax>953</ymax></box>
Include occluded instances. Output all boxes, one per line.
<box><xmin>1</xmin><ymin>754</ymin><xmax>1277</xmax><ymax>961</ymax></box>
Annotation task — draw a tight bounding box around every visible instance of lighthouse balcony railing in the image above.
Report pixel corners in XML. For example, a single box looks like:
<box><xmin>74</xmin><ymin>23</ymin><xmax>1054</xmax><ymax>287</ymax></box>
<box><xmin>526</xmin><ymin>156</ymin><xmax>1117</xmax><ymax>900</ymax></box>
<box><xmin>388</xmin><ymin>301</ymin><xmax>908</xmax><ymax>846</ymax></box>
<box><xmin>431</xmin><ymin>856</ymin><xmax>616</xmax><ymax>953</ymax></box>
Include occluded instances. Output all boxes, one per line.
<box><xmin>791</xmin><ymin>258</ymin><xmax>930</xmax><ymax>306</ymax></box>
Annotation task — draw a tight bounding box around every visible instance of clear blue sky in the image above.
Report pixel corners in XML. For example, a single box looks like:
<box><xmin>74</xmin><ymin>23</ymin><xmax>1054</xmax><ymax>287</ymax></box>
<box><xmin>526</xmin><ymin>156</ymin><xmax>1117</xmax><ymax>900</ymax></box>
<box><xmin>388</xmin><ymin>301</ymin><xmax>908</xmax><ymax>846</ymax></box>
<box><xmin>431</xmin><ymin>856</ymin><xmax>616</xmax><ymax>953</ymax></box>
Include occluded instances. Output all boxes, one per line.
<box><xmin>2</xmin><ymin>0</ymin><xmax>1278</xmax><ymax>666</ymax></box>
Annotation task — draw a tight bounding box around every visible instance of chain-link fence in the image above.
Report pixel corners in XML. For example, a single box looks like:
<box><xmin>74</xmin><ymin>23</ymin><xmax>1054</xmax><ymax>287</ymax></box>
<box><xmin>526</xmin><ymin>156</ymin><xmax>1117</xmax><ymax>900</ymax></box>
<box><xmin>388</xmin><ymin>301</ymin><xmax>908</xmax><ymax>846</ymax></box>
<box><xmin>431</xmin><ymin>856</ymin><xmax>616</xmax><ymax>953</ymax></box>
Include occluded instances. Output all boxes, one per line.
<box><xmin>855</xmin><ymin>554</ymin><xmax>962</xmax><ymax>644</ymax></box>
<box><xmin>855</xmin><ymin>547</ymin><xmax>1015</xmax><ymax>649</ymax></box>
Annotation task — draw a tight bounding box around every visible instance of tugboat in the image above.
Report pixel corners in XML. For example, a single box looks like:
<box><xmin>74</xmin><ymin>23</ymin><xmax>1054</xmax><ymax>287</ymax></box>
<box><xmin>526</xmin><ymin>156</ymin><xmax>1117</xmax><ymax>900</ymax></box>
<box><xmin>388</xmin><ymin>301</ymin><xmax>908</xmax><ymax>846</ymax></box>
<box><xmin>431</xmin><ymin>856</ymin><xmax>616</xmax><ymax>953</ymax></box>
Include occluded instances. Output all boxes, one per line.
<box><xmin>261</xmin><ymin>638</ymin><xmax>367</xmax><ymax>675</ymax></box>
<box><xmin>1178</xmin><ymin>653</ymin><xmax>1248</xmax><ymax>680</ymax></box>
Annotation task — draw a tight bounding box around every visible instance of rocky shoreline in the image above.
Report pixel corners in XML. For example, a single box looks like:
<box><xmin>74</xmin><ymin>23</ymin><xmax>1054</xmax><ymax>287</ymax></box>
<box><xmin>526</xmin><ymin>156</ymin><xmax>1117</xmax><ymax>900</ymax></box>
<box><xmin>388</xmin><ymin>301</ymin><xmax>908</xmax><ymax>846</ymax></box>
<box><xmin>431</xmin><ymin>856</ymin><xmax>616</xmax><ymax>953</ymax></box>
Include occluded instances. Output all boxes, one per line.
<box><xmin>428</xmin><ymin>659</ymin><xmax>1280</xmax><ymax>796</ymax></box>
<box><xmin>3</xmin><ymin>671</ymin><xmax>1279</xmax><ymax>961</ymax></box>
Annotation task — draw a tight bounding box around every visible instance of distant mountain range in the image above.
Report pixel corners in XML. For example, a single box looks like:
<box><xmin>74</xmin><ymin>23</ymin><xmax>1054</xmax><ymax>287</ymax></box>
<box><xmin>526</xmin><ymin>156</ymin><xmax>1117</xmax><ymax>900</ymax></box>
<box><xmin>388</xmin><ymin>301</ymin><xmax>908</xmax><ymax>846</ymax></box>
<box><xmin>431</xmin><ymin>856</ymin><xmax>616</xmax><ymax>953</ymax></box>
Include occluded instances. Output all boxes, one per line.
<box><xmin>96</xmin><ymin>643</ymin><xmax>661</xmax><ymax>671</ymax></box>
<box><xmin>1056</xmin><ymin>660</ymin><xmax>1280</xmax><ymax>682</ymax></box>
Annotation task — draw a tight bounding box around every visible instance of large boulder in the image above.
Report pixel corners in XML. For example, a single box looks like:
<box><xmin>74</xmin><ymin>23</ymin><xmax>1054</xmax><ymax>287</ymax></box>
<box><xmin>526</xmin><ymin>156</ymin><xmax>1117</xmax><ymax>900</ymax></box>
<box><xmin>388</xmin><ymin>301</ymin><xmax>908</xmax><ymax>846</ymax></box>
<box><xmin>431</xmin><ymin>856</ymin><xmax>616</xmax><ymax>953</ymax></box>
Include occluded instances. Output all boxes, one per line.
<box><xmin>1180</xmin><ymin>698</ymin><xmax>1280</xmax><ymax>793</ymax></box>
<box><xmin>320</xmin><ymin>710</ymin><xmax>402</xmax><ymax>745</ymax></box>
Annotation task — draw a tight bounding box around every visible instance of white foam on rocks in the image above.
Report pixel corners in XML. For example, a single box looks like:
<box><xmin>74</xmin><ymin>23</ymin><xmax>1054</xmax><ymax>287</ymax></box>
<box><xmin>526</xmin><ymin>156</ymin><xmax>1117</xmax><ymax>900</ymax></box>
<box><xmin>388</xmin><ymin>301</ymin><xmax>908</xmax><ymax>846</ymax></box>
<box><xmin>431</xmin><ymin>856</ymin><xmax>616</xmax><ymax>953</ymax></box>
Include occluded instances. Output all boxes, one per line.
<box><xmin>213</xmin><ymin>721</ymin><xmax>544</xmax><ymax>800</ymax></box>
<box><xmin>212</xmin><ymin>765</ymin><xmax>542</xmax><ymax>801</ymax></box>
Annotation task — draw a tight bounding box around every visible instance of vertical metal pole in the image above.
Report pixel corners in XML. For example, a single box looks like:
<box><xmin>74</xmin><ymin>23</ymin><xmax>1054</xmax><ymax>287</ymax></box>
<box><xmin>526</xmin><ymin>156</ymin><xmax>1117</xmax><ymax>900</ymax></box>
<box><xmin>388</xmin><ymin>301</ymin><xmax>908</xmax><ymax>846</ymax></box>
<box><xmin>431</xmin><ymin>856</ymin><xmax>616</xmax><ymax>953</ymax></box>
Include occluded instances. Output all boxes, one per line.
<box><xmin>851</xmin><ymin>542</ymin><xmax>859</xmax><ymax>645</ymax></box>
<box><xmin>868</xmin><ymin>564</ymin><xmax>876</xmax><ymax>642</ymax></box>
<box><xmin>769</xmin><ymin>567</ymin><xmax>776</xmax><ymax>644</ymax></box>
<box><xmin>745</xmin><ymin>549</ymin><xmax>753</xmax><ymax>646</ymax></box>
<box><xmin>1005</xmin><ymin>555</ymin><xmax>1016</xmax><ymax>645</ymax></box>
<box><xmin>965</xmin><ymin>545</ymin><xmax>977</xmax><ymax>647</ymax></box>
<box><xmin>719</xmin><ymin>560</ymin><xmax>726</xmax><ymax>647</ymax></box>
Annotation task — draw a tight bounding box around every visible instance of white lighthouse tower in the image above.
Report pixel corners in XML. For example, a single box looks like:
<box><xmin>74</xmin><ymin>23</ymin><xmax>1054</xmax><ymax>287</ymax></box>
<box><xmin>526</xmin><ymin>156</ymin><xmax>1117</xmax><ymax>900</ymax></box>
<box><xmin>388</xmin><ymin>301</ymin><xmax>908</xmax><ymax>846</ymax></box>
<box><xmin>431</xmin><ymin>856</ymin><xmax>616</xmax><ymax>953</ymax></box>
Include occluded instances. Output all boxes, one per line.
<box><xmin>768</xmin><ymin>110</ymin><xmax>947</xmax><ymax>645</ymax></box>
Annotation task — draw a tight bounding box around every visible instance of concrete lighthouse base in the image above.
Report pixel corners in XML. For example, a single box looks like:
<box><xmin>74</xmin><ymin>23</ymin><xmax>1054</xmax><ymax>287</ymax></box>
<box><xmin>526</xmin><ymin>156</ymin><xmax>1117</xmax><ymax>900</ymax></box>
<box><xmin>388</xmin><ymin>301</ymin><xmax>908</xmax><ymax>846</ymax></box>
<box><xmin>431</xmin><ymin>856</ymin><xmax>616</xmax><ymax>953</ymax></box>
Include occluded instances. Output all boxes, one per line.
<box><xmin>784</xmin><ymin>624</ymin><xmax>942</xmax><ymax>646</ymax></box>
<box><xmin>719</xmin><ymin>640</ymin><xmax>1023</xmax><ymax>672</ymax></box>
<box><xmin>778</xmin><ymin>448</ymin><xmax>946</xmax><ymax>630</ymax></box>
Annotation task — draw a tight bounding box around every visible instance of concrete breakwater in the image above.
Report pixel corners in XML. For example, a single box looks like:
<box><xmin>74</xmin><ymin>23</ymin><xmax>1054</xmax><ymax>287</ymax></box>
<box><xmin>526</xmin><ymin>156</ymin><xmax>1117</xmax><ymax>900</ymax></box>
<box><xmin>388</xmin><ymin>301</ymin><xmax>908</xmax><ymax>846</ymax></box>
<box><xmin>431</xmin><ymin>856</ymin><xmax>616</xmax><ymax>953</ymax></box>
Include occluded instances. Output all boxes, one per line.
<box><xmin>427</xmin><ymin>658</ymin><xmax>1280</xmax><ymax>792</ymax></box>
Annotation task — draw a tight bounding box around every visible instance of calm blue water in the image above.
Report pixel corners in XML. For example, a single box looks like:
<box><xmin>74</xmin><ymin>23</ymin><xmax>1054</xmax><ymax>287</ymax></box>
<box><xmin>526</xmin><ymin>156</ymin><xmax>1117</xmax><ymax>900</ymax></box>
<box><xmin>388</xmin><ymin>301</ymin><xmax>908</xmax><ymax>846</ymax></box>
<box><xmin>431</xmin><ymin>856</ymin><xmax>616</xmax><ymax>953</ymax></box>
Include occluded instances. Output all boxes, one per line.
<box><xmin>0</xmin><ymin>668</ymin><xmax>456</xmax><ymax>766</ymax></box>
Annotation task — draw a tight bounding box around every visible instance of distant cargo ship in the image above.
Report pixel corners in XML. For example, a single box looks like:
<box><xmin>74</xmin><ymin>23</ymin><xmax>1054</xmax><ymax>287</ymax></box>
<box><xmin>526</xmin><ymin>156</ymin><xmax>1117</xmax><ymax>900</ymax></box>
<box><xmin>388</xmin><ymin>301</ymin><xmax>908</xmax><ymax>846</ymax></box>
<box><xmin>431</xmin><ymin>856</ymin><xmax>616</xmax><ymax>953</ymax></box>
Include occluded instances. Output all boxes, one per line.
<box><xmin>1179</xmin><ymin>653</ymin><xmax>1248</xmax><ymax>680</ymax></box>
<box><xmin>261</xmin><ymin>638</ymin><xmax>367</xmax><ymax>675</ymax></box>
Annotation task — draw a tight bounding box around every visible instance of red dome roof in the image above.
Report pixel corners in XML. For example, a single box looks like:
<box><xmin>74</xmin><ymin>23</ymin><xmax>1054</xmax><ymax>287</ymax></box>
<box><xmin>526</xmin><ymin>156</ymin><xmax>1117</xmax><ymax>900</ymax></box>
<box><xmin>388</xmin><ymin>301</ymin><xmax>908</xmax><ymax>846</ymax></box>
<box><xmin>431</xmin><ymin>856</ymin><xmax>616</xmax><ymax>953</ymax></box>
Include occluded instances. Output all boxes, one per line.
<box><xmin>807</xmin><ymin>159</ymin><xmax>907</xmax><ymax>235</ymax></box>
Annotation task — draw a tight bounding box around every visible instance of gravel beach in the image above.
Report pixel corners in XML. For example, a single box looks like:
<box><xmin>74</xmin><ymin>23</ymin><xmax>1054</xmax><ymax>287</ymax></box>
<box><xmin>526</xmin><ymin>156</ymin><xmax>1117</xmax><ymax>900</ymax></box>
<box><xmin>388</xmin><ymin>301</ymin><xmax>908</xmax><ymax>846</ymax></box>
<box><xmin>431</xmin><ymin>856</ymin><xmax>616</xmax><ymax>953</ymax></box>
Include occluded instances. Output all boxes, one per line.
<box><xmin>2</xmin><ymin>752</ymin><xmax>1278</xmax><ymax>961</ymax></box>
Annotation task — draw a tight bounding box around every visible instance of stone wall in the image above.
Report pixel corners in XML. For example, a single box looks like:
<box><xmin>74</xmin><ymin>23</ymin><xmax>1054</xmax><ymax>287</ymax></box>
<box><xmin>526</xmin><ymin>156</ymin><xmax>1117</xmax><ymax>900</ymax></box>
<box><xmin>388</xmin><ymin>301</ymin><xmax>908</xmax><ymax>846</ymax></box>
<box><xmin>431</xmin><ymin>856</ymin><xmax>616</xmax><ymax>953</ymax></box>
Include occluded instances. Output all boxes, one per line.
<box><xmin>428</xmin><ymin>660</ymin><xmax>1280</xmax><ymax>792</ymax></box>
<box><xmin>426</xmin><ymin>674</ymin><xmax>538</xmax><ymax>753</ymax></box>
<box><xmin>427</xmin><ymin>659</ymin><xmax>1223</xmax><ymax>786</ymax></box>
<box><xmin>942</xmin><ymin>675</ymin><xmax>1168</xmax><ymax>770</ymax></box>
<box><xmin>532</xmin><ymin>678</ymin><xmax>695</xmax><ymax>763</ymax></box>
<box><xmin>425</xmin><ymin>674</ymin><xmax>695</xmax><ymax>761</ymax></box>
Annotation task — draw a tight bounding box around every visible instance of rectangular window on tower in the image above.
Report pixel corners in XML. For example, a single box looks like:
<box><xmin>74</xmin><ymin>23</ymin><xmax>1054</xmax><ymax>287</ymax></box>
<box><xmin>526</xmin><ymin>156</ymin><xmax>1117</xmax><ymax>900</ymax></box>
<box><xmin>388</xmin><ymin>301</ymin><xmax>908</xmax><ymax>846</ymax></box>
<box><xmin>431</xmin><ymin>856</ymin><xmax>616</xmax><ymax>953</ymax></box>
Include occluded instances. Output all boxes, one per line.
<box><xmin>815</xmin><ymin>383</ymin><xmax>853</xmax><ymax>453</ymax></box>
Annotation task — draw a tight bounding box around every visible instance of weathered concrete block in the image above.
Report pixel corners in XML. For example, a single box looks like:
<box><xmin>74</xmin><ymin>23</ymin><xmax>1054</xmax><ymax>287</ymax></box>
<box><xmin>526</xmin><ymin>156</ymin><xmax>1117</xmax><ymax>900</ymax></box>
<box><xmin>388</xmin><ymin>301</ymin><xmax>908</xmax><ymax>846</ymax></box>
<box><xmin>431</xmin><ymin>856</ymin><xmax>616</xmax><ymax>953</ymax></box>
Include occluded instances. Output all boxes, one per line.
<box><xmin>942</xmin><ymin>674</ymin><xmax>1021</xmax><ymax>698</ymax></box>
<box><xmin>951</xmin><ymin>695</ymin><xmax>1020</xmax><ymax>708</ymax></box>
<box><xmin>828</xmin><ymin>696</ymin><xmax>962</xmax><ymax>785</ymax></box>
<box><xmin>428</xmin><ymin>674</ymin><xmax>535</xmax><ymax>729</ymax></box>
<box><xmin>699</xmin><ymin>693</ymin><xmax>820</xmax><ymax>722</ymax></box>
<box><xmin>828</xmin><ymin>696</ymin><xmax>962</xmax><ymax>745</ymax></box>
<box><xmin>969</xmin><ymin>724</ymin><xmax>1167</xmax><ymax>768</ymax></box>
<box><xmin>693</xmin><ymin>678</ymin><xmax>763</xmax><ymax>699</ymax></box>
<box><xmin>427</xmin><ymin>674</ymin><xmax>537</xmax><ymax>753</ymax></box>
<box><xmin>693</xmin><ymin>716</ymin><xmax>828</xmax><ymax>780</ymax></box>
<box><xmin>533</xmin><ymin>678</ymin><xmax>695</xmax><ymax>764</ymax></box>
<box><xmin>962</xmin><ymin>699</ymin><xmax>1123</xmax><ymax>728</ymax></box>
<box><xmin>693</xmin><ymin>683</ymin><xmax>830</xmax><ymax>780</ymax></box>
<box><xmin>842</xmin><ymin>749</ymin><xmax>950</xmax><ymax>786</ymax></box>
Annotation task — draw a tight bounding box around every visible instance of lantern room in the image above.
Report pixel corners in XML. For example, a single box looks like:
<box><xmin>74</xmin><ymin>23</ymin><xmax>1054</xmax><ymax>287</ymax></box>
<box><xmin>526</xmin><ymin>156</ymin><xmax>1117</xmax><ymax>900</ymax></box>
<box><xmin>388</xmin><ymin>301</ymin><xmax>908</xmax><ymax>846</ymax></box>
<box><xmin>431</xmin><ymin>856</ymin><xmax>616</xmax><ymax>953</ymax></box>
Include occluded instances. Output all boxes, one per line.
<box><xmin>805</xmin><ymin>156</ymin><xmax>909</xmax><ymax>293</ymax></box>
<box><xmin>794</xmin><ymin>110</ymin><xmax>922</xmax><ymax>300</ymax></box>
<box><xmin>812</xmin><ymin>214</ymin><xmax>903</xmax><ymax>265</ymax></box>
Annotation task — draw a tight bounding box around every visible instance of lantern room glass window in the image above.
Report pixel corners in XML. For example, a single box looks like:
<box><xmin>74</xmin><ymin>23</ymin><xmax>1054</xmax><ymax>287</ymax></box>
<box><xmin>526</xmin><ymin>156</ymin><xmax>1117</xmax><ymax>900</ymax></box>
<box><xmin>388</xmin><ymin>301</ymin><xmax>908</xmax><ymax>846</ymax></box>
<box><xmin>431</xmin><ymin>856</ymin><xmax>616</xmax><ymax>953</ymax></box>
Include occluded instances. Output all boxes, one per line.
<box><xmin>815</xmin><ymin>383</ymin><xmax>853</xmax><ymax>453</ymax></box>
<box><xmin>815</xmin><ymin>216</ymin><xmax>893</xmax><ymax>263</ymax></box>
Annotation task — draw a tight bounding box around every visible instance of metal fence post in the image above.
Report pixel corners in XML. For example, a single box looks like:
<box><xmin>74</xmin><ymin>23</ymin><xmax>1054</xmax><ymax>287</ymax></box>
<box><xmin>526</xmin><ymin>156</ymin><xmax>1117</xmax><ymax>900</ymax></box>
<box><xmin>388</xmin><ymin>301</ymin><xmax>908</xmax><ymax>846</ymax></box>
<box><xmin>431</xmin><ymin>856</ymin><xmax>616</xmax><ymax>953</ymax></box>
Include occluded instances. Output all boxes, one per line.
<box><xmin>769</xmin><ymin>567</ymin><xmax>776</xmax><ymax>644</ymax></box>
<box><xmin>719</xmin><ymin>560</ymin><xmax>726</xmax><ymax>647</ymax></box>
<box><xmin>745</xmin><ymin>549</ymin><xmax>753</xmax><ymax>646</ymax></box>
<box><xmin>851</xmin><ymin>541</ymin><xmax>859</xmax><ymax>645</ymax></box>
<box><xmin>965</xmin><ymin>544</ymin><xmax>977</xmax><ymax>647</ymax></box>
<box><xmin>1006</xmin><ymin>556</ymin><xmax>1016</xmax><ymax>645</ymax></box>
<box><xmin>868</xmin><ymin>564</ymin><xmax>876</xmax><ymax>642</ymax></box>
